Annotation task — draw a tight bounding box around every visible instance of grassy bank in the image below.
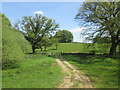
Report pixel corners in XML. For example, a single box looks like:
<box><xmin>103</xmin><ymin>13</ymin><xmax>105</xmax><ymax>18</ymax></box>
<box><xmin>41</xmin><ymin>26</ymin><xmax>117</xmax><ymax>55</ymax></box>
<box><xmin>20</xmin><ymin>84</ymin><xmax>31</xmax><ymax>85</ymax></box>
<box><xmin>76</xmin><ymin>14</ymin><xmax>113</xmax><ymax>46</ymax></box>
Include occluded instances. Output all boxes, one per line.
<box><xmin>2</xmin><ymin>14</ymin><xmax>31</xmax><ymax>70</ymax></box>
<box><xmin>62</xmin><ymin>54</ymin><xmax>119</xmax><ymax>88</ymax></box>
<box><xmin>2</xmin><ymin>54</ymin><xmax>64</xmax><ymax>88</ymax></box>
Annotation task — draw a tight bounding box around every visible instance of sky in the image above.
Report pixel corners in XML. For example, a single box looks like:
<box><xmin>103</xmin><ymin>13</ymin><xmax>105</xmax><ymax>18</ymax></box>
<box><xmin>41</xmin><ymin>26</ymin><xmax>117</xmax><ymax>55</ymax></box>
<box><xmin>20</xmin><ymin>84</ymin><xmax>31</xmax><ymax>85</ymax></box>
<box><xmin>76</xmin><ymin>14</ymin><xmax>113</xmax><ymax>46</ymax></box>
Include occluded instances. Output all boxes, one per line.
<box><xmin>2</xmin><ymin>2</ymin><xmax>86</xmax><ymax>42</ymax></box>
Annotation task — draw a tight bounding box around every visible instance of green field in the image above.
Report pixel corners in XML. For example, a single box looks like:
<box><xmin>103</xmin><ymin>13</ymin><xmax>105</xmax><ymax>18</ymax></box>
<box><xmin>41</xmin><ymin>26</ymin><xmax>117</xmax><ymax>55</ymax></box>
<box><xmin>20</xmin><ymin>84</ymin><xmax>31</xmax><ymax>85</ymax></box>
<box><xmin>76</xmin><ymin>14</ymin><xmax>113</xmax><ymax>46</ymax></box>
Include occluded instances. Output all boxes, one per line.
<box><xmin>36</xmin><ymin>43</ymin><xmax>119</xmax><ymax>88</ymax></box>
<box><xmin>62</xmin><ymin>54</ymin><xmax>119</xmax><ymax>88</ymax></box>
<box><xmin>37</xmin><ymin>43</ymin><xmax>119</xmax><ymax>54</ymax></box>
<box><xmin>2</xmin><ymin>42</ymin><xmax>119</xmax><ymax>88</ymax></box>
<box><xmin>2</xmin><ymin>54</ymin><xmax>64</xmax><ymax>88</ymax></box>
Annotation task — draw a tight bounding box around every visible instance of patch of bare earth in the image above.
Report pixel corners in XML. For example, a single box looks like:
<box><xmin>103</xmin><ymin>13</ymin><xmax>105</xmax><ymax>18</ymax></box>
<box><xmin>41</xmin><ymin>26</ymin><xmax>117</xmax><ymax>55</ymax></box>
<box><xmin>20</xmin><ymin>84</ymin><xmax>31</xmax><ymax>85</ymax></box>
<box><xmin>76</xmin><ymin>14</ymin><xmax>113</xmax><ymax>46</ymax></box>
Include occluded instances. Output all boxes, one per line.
<box><xmin>55</xmin><ymin>58</ymin><xmax>94</xmax><ymax>88</ymax></box>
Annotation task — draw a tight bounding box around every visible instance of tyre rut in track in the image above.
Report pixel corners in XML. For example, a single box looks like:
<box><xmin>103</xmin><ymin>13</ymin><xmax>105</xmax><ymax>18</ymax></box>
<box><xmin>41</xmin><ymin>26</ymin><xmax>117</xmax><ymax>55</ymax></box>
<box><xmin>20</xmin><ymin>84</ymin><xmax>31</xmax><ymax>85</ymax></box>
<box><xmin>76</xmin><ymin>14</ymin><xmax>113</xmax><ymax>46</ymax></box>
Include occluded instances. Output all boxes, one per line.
<box><xmin>55</xmin><ymin>58</ymin><xmax>94</xmax><ymax>88</ymax></box>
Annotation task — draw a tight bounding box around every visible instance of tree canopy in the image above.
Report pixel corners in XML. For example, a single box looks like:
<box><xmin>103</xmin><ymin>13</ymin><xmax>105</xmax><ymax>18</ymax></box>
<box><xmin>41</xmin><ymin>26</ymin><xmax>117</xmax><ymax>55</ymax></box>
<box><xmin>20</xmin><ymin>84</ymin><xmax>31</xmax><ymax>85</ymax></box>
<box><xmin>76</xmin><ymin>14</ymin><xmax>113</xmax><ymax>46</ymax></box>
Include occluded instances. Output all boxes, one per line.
<box><xmin>54</xmin><ymin>30</ymin><xmax>73</xmax><ymax>43</ymax></box>
<box><xmin>75</xmin><ymin>1</ymin><xmax>120</xmax><ymax>55</ymax></box>
<box><xmin>16</xmin><ymin>15</ymin><xmax>59</xmax><ymax>53</ymax></box>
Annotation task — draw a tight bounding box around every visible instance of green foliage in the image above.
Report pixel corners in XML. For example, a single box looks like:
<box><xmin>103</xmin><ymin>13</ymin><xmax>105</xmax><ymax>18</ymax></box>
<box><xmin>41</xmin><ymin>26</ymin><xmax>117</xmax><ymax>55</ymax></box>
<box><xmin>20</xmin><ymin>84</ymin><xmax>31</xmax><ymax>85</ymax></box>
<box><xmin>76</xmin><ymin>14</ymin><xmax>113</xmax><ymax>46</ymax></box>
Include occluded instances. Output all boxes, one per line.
<box><xmin>54</xmin><ymin>30</ymin><xmax>73</xmax><ymax>43</ymax></box>
<box><xmin>38</xmin><ymin>36</ymin><xmax>53</xmax><ymax>51</ymax></box>
<box><xmin>62</xmin><ymin>54</ymin><xmax>119</xmax><ymax>88</ymax></box>
<box><xmin>2</xmin><ymin>55</ymin><xmax>64</xmax><ymax>88</ymax></box>
<box><xmin>2</xmin><ymin>14</ymin><xmax>31</xmax><ymax>69</ymax></box>
<box><xmin>36</xmin><ymin>36</ymin><xmax>58</xmax><ymax>51</ymax></box>
<box><xmin>93</xmin><ymin>37</ymin><xmax>111</xmax><ymax>43</ymax></box>
<box><xmin>76</xmin><ymin>2</ymin><xmax>120</xmax><ymax>55</ymax></box>
<box><xmin>17</xmin><ymin>14</ymin><xmax>59</xmax><ymax>53</ymax></box>
<box><xmin>51</xmin><ymin>37</ymin><xmax>59</xmax><ymax>50</ymax></box>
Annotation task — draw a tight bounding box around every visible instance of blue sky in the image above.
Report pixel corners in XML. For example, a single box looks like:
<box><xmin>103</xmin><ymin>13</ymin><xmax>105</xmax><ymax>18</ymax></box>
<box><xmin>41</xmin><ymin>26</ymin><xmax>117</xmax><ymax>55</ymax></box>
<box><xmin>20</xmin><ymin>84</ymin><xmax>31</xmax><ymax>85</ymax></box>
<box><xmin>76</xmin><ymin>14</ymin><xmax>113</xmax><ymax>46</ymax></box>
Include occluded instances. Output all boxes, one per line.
<box><xmin>2</xmin><ymin>2</ymin><xmax>86</xmax><ymax>42</ymax></box>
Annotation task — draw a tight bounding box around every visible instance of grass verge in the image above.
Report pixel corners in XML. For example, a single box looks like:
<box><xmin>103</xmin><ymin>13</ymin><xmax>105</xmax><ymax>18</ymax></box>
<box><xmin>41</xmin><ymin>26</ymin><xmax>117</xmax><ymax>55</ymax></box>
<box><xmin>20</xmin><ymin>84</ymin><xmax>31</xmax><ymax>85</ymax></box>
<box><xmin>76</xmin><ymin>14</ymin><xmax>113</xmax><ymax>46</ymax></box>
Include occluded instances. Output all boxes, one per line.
<box><xmin>2</xmin><ymin>54</ymin><xmax>64</xmax><ymax>88</ymax></box>
<box><xmin>62</xmin><ymin>54</ymin><xmax>119</xmax><ymax>88</ymax></box>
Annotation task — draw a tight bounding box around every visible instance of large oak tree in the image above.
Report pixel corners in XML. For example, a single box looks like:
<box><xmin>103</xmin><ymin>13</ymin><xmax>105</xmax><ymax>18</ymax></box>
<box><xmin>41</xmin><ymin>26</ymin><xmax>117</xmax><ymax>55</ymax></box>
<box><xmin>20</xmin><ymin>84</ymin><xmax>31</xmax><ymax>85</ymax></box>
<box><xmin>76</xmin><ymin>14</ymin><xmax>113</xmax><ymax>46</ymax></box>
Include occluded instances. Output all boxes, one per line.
<box><xmin>75</xmin><ymin>1</ymin><xmax>120</xmax><ymax>55</ymax></box>
<box><xmin>17</xmin><ymin>15</ymin><xmax>59</xmax><ymax>53</ymax></box>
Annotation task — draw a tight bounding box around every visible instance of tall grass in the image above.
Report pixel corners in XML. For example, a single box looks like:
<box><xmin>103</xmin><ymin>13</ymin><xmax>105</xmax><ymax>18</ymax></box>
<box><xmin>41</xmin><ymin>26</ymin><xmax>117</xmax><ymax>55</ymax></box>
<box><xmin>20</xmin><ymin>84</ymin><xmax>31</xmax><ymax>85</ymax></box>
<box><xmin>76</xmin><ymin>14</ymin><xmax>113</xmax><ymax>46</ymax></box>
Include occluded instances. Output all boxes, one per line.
<box><xmin>2</xmin><ymin>54</ymin><xmax>64</xmax><ymax>88</ymax></box>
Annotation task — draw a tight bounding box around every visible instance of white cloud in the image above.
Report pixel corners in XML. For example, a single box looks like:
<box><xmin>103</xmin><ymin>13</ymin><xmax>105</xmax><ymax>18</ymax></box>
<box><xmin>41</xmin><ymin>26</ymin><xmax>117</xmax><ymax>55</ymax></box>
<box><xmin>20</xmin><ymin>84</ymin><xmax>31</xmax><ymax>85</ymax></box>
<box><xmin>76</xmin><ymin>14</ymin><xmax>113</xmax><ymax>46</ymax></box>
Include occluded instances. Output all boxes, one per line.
<box><xmin>69</xmin><ymin>27</ymin><xmax>87</xmax><ymax>33</ymax></box>
<box><xmin>34</xmin><ymin>11</ymin><xmax>44</xmax><ymax>14</ymax></box>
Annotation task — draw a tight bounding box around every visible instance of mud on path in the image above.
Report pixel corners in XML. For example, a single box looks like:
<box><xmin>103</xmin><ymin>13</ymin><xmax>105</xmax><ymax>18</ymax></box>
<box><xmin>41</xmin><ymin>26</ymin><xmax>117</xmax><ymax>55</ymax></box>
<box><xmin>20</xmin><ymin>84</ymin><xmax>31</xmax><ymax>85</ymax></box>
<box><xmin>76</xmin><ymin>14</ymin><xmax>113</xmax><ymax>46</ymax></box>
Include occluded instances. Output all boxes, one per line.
<box><xmin>55</xmin><ymin>58</ymin><xmax>94</xmax><ymax>88</ymax></box>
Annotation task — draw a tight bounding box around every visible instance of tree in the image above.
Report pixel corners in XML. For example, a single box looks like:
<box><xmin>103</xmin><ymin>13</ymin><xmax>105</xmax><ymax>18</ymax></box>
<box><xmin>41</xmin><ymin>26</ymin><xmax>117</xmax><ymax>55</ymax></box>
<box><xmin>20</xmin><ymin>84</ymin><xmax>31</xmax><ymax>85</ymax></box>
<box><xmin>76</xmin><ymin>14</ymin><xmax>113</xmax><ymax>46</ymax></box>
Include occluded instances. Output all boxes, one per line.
<box><xmin>51</xmin><ymin>37</ymin><xmax>59</xmax><ymax>50</ymax></box>
<box><xmin>75</xmin><ymin>1</ymin><xmax>120</xmax><ymax>55</ymax></box>
<box><xmin>36</xmin><ymin>36</ymin><xmax>59</xmax><ymax>51</ymax></box>
<box><xmin>54</xmin><ymin>30</ymin><xmax>73</xmax><ymax>43</ymax></box>
<box><xmin>17</xmin><ymin>15</ymin><xmax>59</xmax><ymax>53</ymax></box>
<box><xmin>41</xmin><ymin>36</ymin><xmax>52</xmax><ymax>51</ymax></box>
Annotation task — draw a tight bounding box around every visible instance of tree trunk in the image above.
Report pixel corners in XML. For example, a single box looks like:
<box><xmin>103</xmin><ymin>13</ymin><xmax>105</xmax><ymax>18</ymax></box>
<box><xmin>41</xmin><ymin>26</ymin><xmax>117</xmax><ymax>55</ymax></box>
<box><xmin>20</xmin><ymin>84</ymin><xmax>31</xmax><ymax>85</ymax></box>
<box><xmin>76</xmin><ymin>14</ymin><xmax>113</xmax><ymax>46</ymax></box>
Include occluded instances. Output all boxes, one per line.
<box><xmin>32</xmin><ymin>45</ymin><xmax>35</xmax><ymax>54</ymax></box>
<box><xmin>109</xmin><ymin>42</ymin><xmax>118</xmax><ymax>55</ymax></box>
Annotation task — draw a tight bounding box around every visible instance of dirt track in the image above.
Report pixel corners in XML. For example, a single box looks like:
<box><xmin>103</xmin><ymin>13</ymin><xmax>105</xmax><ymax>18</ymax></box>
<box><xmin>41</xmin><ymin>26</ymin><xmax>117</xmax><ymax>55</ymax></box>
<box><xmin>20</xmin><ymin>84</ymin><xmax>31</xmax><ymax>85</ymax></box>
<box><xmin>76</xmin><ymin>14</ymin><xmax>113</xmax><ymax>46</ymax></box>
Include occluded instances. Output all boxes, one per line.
<box><xmin>55</xmin><ymin>58</ymin><xmax>94</xmax><ymax>88</ymax></box>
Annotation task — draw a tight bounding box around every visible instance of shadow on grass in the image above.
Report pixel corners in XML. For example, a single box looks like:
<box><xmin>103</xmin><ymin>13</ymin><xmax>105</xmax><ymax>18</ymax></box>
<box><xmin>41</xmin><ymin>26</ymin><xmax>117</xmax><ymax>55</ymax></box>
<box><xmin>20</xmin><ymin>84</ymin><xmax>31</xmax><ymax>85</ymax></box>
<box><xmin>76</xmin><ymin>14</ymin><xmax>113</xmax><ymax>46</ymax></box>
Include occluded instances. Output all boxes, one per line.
<box><xmin>49</xmin><ymin>48</ymin><xmax>57</xmax><ymax>50</ymax></box>
<box><xmin>61</xmin><ymin>53</ymin><xmax>119</xmax><ymax>65</ymax></box>
<box><xmin>61</xmin><ymin>53</ymin><xmax>119</xmax><ymax>88</ymax></box>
